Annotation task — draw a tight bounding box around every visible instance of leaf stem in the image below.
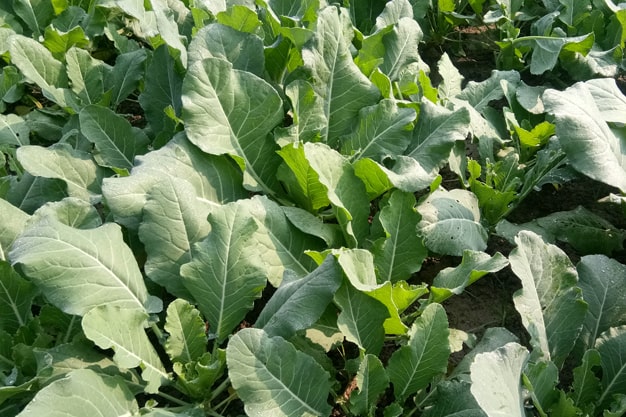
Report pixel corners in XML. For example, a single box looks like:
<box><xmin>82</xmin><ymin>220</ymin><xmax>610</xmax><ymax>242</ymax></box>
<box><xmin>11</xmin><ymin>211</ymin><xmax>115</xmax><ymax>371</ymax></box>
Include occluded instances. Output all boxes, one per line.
<box><xmin>62</xmin><ymin>315</ymin><xmax>77</xmax><ymax>344</ymax></box>
<box><xmin>156</xmin><ymin>390</ymin><xmax>191</xmax><ymax>407</ymax></box>
<box><xmin>208</xmin><ymin>377</ymin><xmax>231</xmax><ymax>403</ymax></box>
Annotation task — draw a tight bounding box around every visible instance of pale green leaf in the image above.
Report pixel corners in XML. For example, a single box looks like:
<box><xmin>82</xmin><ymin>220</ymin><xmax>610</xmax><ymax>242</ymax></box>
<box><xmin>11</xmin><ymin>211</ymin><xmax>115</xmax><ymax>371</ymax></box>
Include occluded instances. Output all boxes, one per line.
<box><xmin>417</xmin><ymin>188</ymin><xmax>488</xmax><ymax>256</ymax></box>
<box><xmin>372</xmin><ymin>190</ymin><xmax>427</xmax><ymax>282</ymax></box>
<box><xmin>143</xmin><ymin>0</ymin><xmax>188</xmax><ymax>66</ymax></box>
<box><xmin>510</xmin><ymin>231</ymin><xmax>587</xmax><ymax>367</ymax></box>
<box><xmin>379</xmin><ymin>17</ymin><xmax>423</xmax><ymax>81</ymax></box>
<box><xmin>470</xmin><ymin>342</ymin><xmax>528</xmax><ymax>417</ymax></box>
<box><xmin>227</xmin><ymin>328</ymin><xmax>332</xmax><ymax>417</ymax></box>
<box><xmin>596</xmin><ymin>326</ymin><xmax>626</xmax><ymax>409</ymax></box>
<box><xmin>585</xmin><ymin>78</ymin><xmax>626</xmax><ymax>124</ymax></box>
<box><xmin>0</xmin><ymin>199</ymin><xmax>28</xmax><ymax>261</ymax></box>
<box><xmin>256</xmin><ymin>255</ymin><xmax>342</xmax><ymax>339</ymax></box>
<box><xmin>577</xmin><ymin>256</ymin><xmax>626</xmax><ymax>351</ymax></box>
<box><xmin>386</xmin><ymin>303</ymin><xmax>450</xmax><ymax>400</ymax></box>
<box><xmin>102</xmin><ymin>133</ymin><xmax>247</xmax><ymax>229</ymax></box>
<box><xmin>179</xmin><ymin>201</ymin><xmax>267</xmax><ymax>342</ymax></box>
<box><xmin>82</xmin><ymin>305</ymin><xmax>169</xmax><ymax>393</ymax></box>
<box><xmin>16</xmin><ymin>369</ymin><xmax>138</xmax><ymax>417</ymax></box>
<box><xmin>0</xmin><ymin>114</ymin><xmax>29</xmax><ymax>146</ymax></box>
<box><xmin>350</xmin><ymin>354</ymin><xmax>390</xmax><ymax>415</ymax></box>
<box><xmin>457</xmin><ymin>70</ymin><xmax>520</xmax><ymax>112</ymax></box>
<box><xmin>139</xmin><ymin>176</ymin><xmax>211</xmax><ymax>299</ymax></box>
<box><xmin>302</xmin><ymin>6</ymin><xmax>380</xmax><ymax>145</ymax></box>
<box><xmin>335</xmin><ymin>280</ymin><xmax>388</xmax><ymax>354</ymax></box>
<box><xmin>165</xmin><ymin>299</ymin><xmax>207</xmax><ymax>364</ymax></box>
<box><xmin>373</xmin><ymin>0</ymin><xmax>414</xmax><ymax>31</ymax></box>
<box><xmin>17</xmin><ymin>144</ymin><xmax>105</xmax><ymax>203</ymax></box>
<box><xmin>79</xmin><ymin>105</ymin><xmax>150</xmax><ymax>170</ymax></box>
<box><xmin>543</xmin><ymin>80</ymin><xmax>626</xmax><ymax>192</ymax></box>
<box><xmin>65</xmin><ymin>47</ymin><xmax>111</xmax><ymax>106</ymax></box>
<box><xmin>340</xmin><ymin>99</ymin><xmax>415</xmax><ymax>162</ymax></box>
<box><xmin>437</xmin><ymin>52</ymin><xmax>464</xmax><ymax>102</ymax></box>
<box><xmin>182</xmin><ymin>57</ymin><xmax>283</xmax><ymax>193</ymax></box>
<box><xmin>10</xmin><ymin>213</ymin><xmax>149</xmax><ymax>316</ymax></box>
<box><xmin>0</xmin><ymin>261</ymin><xmax>37</xmax><ymax>333</ymax></box>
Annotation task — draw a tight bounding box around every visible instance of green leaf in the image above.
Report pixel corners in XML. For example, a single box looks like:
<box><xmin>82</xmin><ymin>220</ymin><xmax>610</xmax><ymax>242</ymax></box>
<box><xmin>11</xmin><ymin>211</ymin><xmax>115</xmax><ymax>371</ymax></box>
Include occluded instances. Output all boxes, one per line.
<box><xmin>42</xmin><ymin>25</ymin><xmax>89</xmax><ymax>61</ymax></box>
<box><xmin>102</xmin><ymin>133</ymin><xmax>247</xmax><ymax>229</ymax></box>
<box><xmin>108</xmin><ymin>49</ymin><xmax>147</xmax><ymax>106</ymax></box>
<box><xmin>596</xmin><ymin>326</ymin><xmax>626</xmax><ymax>409</ymax></box>
<box><xmin>0</xmin><ymin>261</ymin><xmax>37</xmax><ymax>333</ymax></box>
<box><xmin>13</xmin><ymin>0</ymin><xmax>54</xmax><ymax>37</ymax></box>
<box><xmin>350</xmin><ymin>354</ymin><xmax>390</xmax><ymax>416</ymax></box>
<box><xmin>17</xmin><ymin>144</ymin><xmax>105</xmax><ymax>203</ymax></box>
<box><xmin>571</xmin><ymin>349</ymin><xmax>601</xmax><ymax>411</ymax></box>
<box><xmin>227</xmin><ymin>328</ymin><xmax>332</xmax><ymax>417</ymax></box>
<box><xmin>302</xmin><ymin>6</ymin><xmax>380</xmax><ymax>145</ymax></box>
<box><xmin>367</xmin><ymin>280</ymin><xmax>428</xmax><ymax>335</ymax></box>
<box><xmin>430</xmin><ymin>251</ymin><xmax>509</xmax><ymax>303</ymax></box>
<box><xmin>179</xmin><ymin>201</ymin><xmax>267</xmax><ymax>343</ymax></box>
<box><xmin>181</xmin><ymin>57</ymin><xmax>283</xmax><ymax>193</ymax></box>
<box><xmin>378</xmin><ymin>17</ymin><xmax>423</xmax><ymax>81</ymax></box>
<box><xmin>577</xmin><ymin>256</ymin><xmax>626</xmax><ymax>352</ymax></box>
<box><xmin>543</xmin><ymin>80</ymin><xmax>626</xmax><ymax>192</ymax></box>
<box><xmin>585</xmin><ymin>78</ymin><xmax>626</xmax><ymax>124</ymax></box>
<box><xmin>0</xmin><ymin>199</ymin><xmax>28</xmax><ymax>261</ymax></box>
<box><xmin>470</xmin><ymin>342</ymin><xmax>528</xmax><ymax>417</ymax></box>
<box><xmin>353</xmin><ymin>158</ymin><xmax>394</xmax><ymax>200</ymax></box>
<box><xmin>65</xmin><ymin>47</ymin><xmax>111</xmax><ymax>106</ymax></box>
<box><xmin>0</xmin><ymin>114</ymin><xmax>29</xmax><ymax>146</ymax></box>
<box><xmin>417</xmin><ymin>188</ymin><xmax>488</xmax><ymax>256</ymax></box>
<box><xmin>334</xmin><ymin>280</ymin><xmax>389</xmax><ymax>354</ymax></box>
<box><xmin>510</xmin><ymin>231</ymin><xmax>587</xmax><ymax>368</ymax></box>
<box><xmin>386</xmin><ymin>303</ymin><xmax>450</xmax><ymax>401</ymax></box>
<box><xmin>457</xmin><ymin>70</ymin><xmax>520</xmax><ymax>112</ymax></box>
<box><xmin>79</xmin><ymin>105</ymin><xmax>150</xmax><ymax>170</ymax></box>
<box><xmin>164</xmin><ymin>299</ymin><xmax>207</xmax><ymax>364</ymax></box>
<box><xmin>16</xmin><ymin>369</ymin><xmax>138</xmax><ymax>417</ymax></box>
<box><xmin>521</xmin><ymin>33</ymin><xmax>594</xmax><ymax>75</ymax></box>
<box><xmin>216</xmin><ymin>5</ymin><xmax>261</xmax><ymax>33</ymax></box>
<box><xmin>82</xmin><ymin>305</ymin><xmax>169</xmax><ymax>393</ymax></box>
<box><xmin>139</xmin><ymin>176</ymin><xmax>211</xmax><ymax>299</ymax></box>
<box><xmin>437</xmin><ymin>52</ymin><xmax>464</xmax><ymax>102</ymax></box>
<box><xmin>372</xmin><ymin>190</ymin><xmax>427</xmax><ymax>282</ymax></box>
<box><xmin>188</xmin><ymin>23</ymin><xmax>264</xmax><ymax>76</ymax></box>
<box><xmin>276</xmin><ymin>80</ymin><xmax>327</xmax><ymax>145</ymax></box>
<box><xmin>256</xmin><ymin>255</ymin><xmax>343</xmax><ymax>339</ymax></box>
<box><xmin>422</xmin><ymin>380</ymin><xmax>487</xmax><ymax>417</ymax></box>
<box><xmin>6</xmin><ymin>174</ymin><xmax>67</xmax><ymax>215</ymax></box>
<box><xmin>10</xmin><ymin>210</ymin><xmax>150</xmax><ymax>316</ymax></box>
<box><xmin>303</xmin><ymin>142</ymin><xmax>371</xmax><ymax>247</ymax></box>
<box><xmin>451</xmin><ymin>327</ymin><xmax>520</xmax><ymax>378</ymax></box>
<box><xmin>340</xmin><ymin>99</ymin><xmax>415</xmax><ymax>162</ymax></box>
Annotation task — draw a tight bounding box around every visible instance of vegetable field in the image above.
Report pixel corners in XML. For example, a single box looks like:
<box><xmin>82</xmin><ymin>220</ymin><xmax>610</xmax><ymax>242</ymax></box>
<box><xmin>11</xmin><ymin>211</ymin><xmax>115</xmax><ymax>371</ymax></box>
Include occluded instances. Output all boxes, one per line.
<box><xmin>1</xmin><ymin>0</ymin><xmax>626</xmax><ymax>416</ymax></box>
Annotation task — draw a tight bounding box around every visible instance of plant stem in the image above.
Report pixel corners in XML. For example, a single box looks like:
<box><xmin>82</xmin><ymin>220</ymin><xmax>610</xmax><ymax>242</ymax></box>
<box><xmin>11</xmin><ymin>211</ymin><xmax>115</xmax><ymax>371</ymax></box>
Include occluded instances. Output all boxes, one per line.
<box><xmin>208</xmin><ymin>377</ymin><xmax>231</xmax><ymax>403</ymax></box>
<box><xmin>157</xmin><ymin>390</ymin><xmax>191</xmax><ymax>407</ymax></box>
<box><xmin>62</xmin><ymin>315</ymin><xmax>77</xmax><ymax>344</ymax></box>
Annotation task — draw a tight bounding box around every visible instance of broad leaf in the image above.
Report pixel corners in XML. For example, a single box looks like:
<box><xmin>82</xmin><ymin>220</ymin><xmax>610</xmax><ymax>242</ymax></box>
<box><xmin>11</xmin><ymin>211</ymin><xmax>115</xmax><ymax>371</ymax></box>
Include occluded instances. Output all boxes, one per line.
<box><xmin>256</xmin><ymin>255</ymin><xmax>342</xmax><ymax>339</ymax></box>
<box><xmin>437</xmin><ymin>52</ymin><xmax>464</xmax><ymax>102</ymax></box>
<box><xmin>470</xmin><ymin>342</ymin><xmax>528</xmax><ymax>417</ymax></box>
<box><xmin>227</xmin><ymin>328</ymin><xmax>332</xmax><ymax>417</ymax></box>
<box><xmin>16</xmin><ymin>369</ymin><xmax>138</xmax><ymax>417</ymax></box>
<box><xmin>422</xmin><ymin>380</ymin><xmax>487</xmax><ymax>417</ymax></box>
<box><xmin>301</xmin><ymin>6</ymin><xmax>380</xmax><ymax>145</ymax></box>
<box><xmin>82</xmin><ymin>305</ymin><xmax>169</xmax><ymax>393</ymax></box>
<box><xmin>334</xmin><ymin>281</ymin><xmax>389</xmax><ymax>354</ymax></box>
<box><xmin>109</xmin><ymin>49</ymin><xmax>147</xmax><ymax>106</ymax></box>
<box><xmin>571</xmin><ymin>349</ymin><xmax>601</xmax><ymax>411</ymax></box>
<box><xmin>164</xmin><ymin>299</ymin><xmax>207</xmax><ymax>364</ymax></box>
<box><xmin>276</xmin><ymin>80</ymin><xmax>327</xmax><ymax>146</ymax></box>
<box><xmin>378</xmin><ymin>17</ymin><xmax>423</xmax><ymax>81</ymax></box>
<box><xmin>181</xmin><ymin>57</ymin><xmax>283</xmax><ymax>193</ymax></box>
<box><xmin>577</xmin><ymin>256</ymin><xmax>626</xmax><ymax>351</ymax></box>
<box><xmin>180</xmin><ymin>201</ymin><xmax>267</xmax><ymax>342</ymax></box>
<box><xmin>595</xmin><ymin>326</ymin><xmax>626</xmax><ymax>410</ymax></box>
<box><xmin>340</xmin><ymin>99</ymin><xmax>415</xmax><ymax>162</ymax></box>
<box><xmin>417</xmin><ymin>188</ymin><xmax>488</xmax><ymax>256</ymax></box>
<box><xmin>139</xmin><ymin>176</ymin><xmax>212</xmax><ymax>299</ymax></box>
<box><xmin>6</xmin><ymin>175</ymin><xmax>66</xmax><ymax>215</ymax></box>
<box><xmin>350</xmin><ymin>354</ymin><xmax>390</xmax><ymax>416</ymax></box>
<box><xmin>585</xmin><ymin>78</ymin><xmax>626</xmax><ymax>124</ymax></box>
<box><xmin>65</xmin><ymin>46</ymin><xmax>110</xmax><ymax>106</ymax></box>
<box><xmin>17</xmin><ymin>144</ymin><xmax>105</xmax><ymax>203</ymax></box>
<box><xmin>372</xmin><ymin>190</ymin><xmax>427</xmax><ymax>282</ymax></box>
<box><xmin>543</xmin><ymin>80</ymin><xmax>626</xmax><ymax>192</ymax></box>
<box><xmin>0</xmin><ymin>114</ymin><xmax>29</xmax><ymax>146</ymax></box>
<box><xmin>0</xmin><ymin>199</ymin><xmax>28</xmax><ymax>261</ymax></box>
<box><xmin>79</xmin><ymin>105</ymin><xmax>150</xmax><ymax>170</ymax></box>
<box><xmin>457</xmin><ymin>70</ymin><xmax>520</xmax><ymax>112</ymax></box>
<box><xmin>10</xmin><ymin>211</ymin><xmax>150</xmax><ymax>316</ymax></box>
<box><xmin>0</xmin><ymin>261</ymin><xmax>37</xmax><ymax>333</ymax></box>
<box><xmin>102</xmin><ymin>133</ymin><xmax>247</xmax><ymax>229</ymax></box>
<box><xmin>510</xmin><ymin>231</ymin><xmax>587</xmax><ymax>367</ymax></box>
<box><xmin>386</xmin><ymin>303</ymin><xmax>450</xmax><ymax>401</ymax></box>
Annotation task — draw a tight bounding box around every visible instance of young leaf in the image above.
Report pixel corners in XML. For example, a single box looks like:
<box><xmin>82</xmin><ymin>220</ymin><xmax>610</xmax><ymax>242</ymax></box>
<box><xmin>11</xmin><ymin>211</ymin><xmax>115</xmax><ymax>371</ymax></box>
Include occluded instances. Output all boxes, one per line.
<box><xmin>256</xmin><ymin>255</ymin><xmax>343</xmax><ymax>339</ymax></box>
<box><xmin>179</xmin><ymin>201</ymin><xmax>267</xmax><ymax>343</ymax></box>
<box><xmin>386</xmin><ymin>303</ymin><xmax>450</xmax><ymax>401</ymax></box>
<box><xmin>10</xmin><ymin>213</ymin><xmax>150</xmax><ymax>316</ymax></box>
<box><xmin>372</xmin><ymin>190</ymin><xmax>428</xmax><ymax>282</ymax></box>
<box><xmin>165</xmin><ymin>299</ymin><xmax>207</xmax><ymax>364</ymax></box>
<box><xmin>227</xmin><ymin>328</ymin><xmax>332</xmax><ymax>417</ymax></box>
<box><xmin>181</xmin><ymin>57</ymin><xmax>283</xmax><ymax>193</ymax></box>
<box><xmin>0</xmin><ymin>261</ymin><xmax>38</xmax><ymax>333</ymax></box>
<box><xmin>595</xmin><ymin>326</ymin><xmax>626</xmax><ymax>410</ymax></box>
<box><xmin>577</xmin><ymin>256</ymin><xmax>626</xmax><ymax>351</ymax></box>
<box><xmin>350</xmin><ymin>354</ymin><xmax>390</xmax><ymax>416</ymax></box>
<box><xmin>543</xmin><ymin>80</ymin><xmax>626</xmax><ymax>192</ymax></box>
<box><xmin>334</xmin><ymin>280</ymin><xmax>389</xmax><ymax>355</ymax></box>
<box><xmin>510</xmin><ymin>231</ymin><xmax>587</xmax><ymax>368</ymax></box>
<box><xmin>17</xmin><ymin>144</ymin><xmax>105</xmax><ymax>203</ymax></box>
<box><xmin>417</xmin><ymin>188</ymin><xmax>488</xmax><ymax>256</ymax></box>
<box><xmin>301</xmin><ymin>6</ymin><xmax>380</xmax><ymax>145</ymax></box>
<box><xmin>16</xmin><ymin>369</ymin><xmax>138</xmax><ymax>417</ymax></box>
<box><xmin>79</xmin><ymin>105</ymin><xmax>150</xmax><ymax>170</ymax></box>
<box><xmin>367</xmin><ymin>281</ymin><xmax>428</xmax><ymax>335</ymax></box>
<box><xmin>82</xmin><ymin>305</ymin><xmax>169</xmax><ymax>393</ymax></box>
<box><xmin>139</xmin><ymin>176</ymin><xmax>212</xmax><ymax>299</ymax></box>
<box><xmin>470</xmin><ymin>342</ymin><xmax>529</xmax><ymax>417</ymax></box>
